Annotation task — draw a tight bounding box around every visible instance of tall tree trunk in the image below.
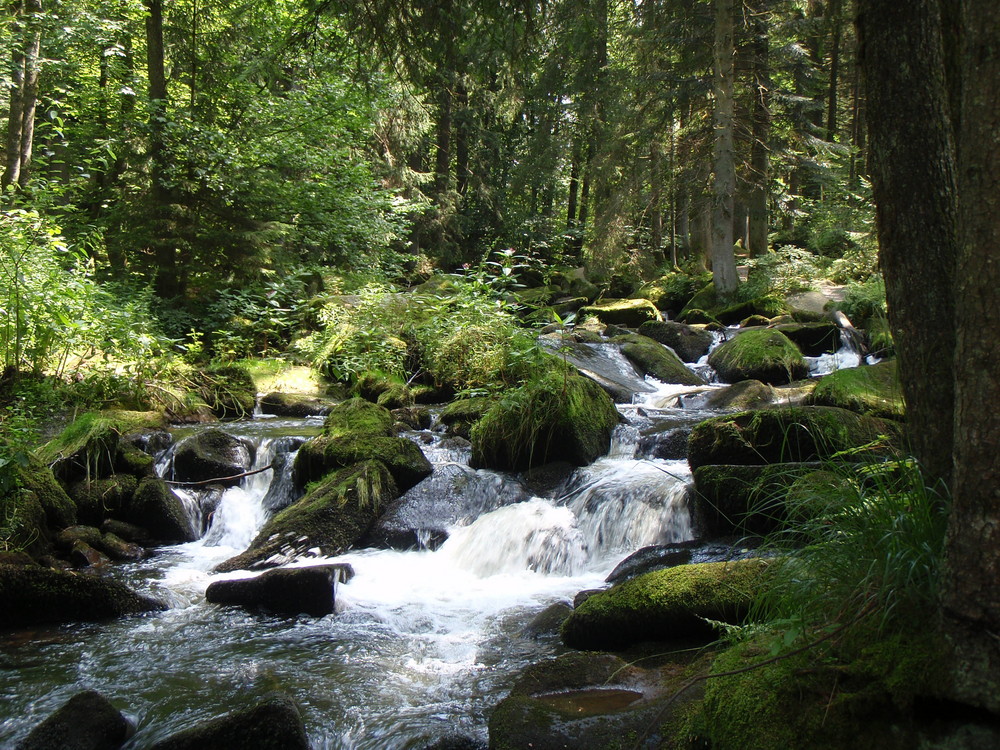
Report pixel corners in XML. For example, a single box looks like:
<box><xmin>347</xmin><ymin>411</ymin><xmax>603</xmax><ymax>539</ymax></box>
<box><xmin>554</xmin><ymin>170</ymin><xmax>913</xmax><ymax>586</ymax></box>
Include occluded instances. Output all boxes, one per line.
<box><xmin>455</xmin><ymin>76</ymin><xmax>470</xmax><ymax>196</ymax></box>
<box><xmin>567</xmin><ymin>138</ymin><xmax>580</xmax><ymax>231</ymax></box>
<box><xmin>856</xmin><ymin>0</ymin><xmax>957</xmax><ymax>488</ymax></box>
<box><xmin>3</xmin><ymin>2</ymin><xmax>27</xmax><ymax>190</ymax></box>
<box><xmin>650</xmin><ymin>140</ymin><xmax>664</xmax><ymax>265</ymax></box>
<box><xmin>434</xmin><ymin>80</ymin><xmax>452</xmax><ymax>196</ymax></box>
<box><xmin>748</xmin><ymin>0</ymin><xmax>771</xmax><ymax>257</ymax></box>
<box><xmin>15</xmin><ymin>0</ymin><xmax>41</xmax><ymax>188</ymax></box>
<box><xmin>826</xmin><ymin>0</ymin><xmax>843</xmax><ymax>142</ymax></box>
<box><xmin>145</xmin><ymin>0</ymin><xmax>179</xmax><ymax>298</ymax></box>
<box><xmin>711</xmin><ymin>0</ymin><xmax>739</xmax><ymax>297</ymax></box>
<box><xmin>942</xmin><ymin>0</ymin><xmax>1000</xmax><ymax>715</ymax></box>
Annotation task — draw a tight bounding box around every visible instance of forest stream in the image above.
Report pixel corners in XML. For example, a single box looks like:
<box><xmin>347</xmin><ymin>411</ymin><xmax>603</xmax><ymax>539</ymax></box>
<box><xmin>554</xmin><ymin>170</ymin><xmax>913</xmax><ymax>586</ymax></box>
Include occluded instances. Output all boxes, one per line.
<box><xmin>0</xmin><ymin>338</ymin><xmax>862</xmax><ymax>748</ymax></box>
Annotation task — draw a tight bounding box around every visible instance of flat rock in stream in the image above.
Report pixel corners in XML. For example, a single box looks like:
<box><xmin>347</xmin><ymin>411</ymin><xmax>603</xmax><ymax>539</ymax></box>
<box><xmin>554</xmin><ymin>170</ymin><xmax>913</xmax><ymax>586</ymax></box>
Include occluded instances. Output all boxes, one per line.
<box><xmin>206</xmin><ymin>564</ymin><xmax>354</xmax><ymax>617</ymax></box>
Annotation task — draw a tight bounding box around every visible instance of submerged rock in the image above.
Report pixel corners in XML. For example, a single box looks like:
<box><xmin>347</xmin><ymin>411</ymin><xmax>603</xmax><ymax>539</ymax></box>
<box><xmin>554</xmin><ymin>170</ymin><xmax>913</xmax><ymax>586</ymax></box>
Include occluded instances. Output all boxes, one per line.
<box><xmin>0</xmin><ymin>564</ymin><xmax>166</xmax><ymax>627</ymax></box>
<box><xmin>16</xmin><ymin>689</ymin><xmax>133</xmax><ymax>750</ymax></box>
<box><xmin>215</xmin><ymin>460</ymin><xmax>397</xmax><ymax>572</ymax></box>
<box><xmin>147</xmin><ymin>693</ymin><xmax>309</xmax><ymax>750</ymax></box>
<box><xmin>708</xmin><ymin>329</ymin><xmax>808</xmax><ymax>385</ymax></box>
<box><xmin>560</xmin><ymin>559</ymin><xmax>769</xmax><ymax>651</ymax></box>
<box><xmin>471</xmin><ymin>373</ymin><xmax>621</xmax><ymax>471</ymax></box>
<box><xmin>205</xmin><ymin>563</ymin><xmax>354</xmax><ymax>617</ymax></box>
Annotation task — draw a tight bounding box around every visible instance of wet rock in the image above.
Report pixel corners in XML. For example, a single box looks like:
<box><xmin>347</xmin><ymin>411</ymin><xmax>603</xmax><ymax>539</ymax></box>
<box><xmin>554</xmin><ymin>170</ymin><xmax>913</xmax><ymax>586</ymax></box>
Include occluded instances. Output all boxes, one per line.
<box><xmin>616</xmin><ymin>334</ymin><xmax>706</xmax><ymax>386</ymax></box>
<box><xmin>147</xmin><ymin>693</ymin><xmax>309</xmax><ymax>750</ymax></box>
<box><xmin>125</xmin><ymin>429</ymin><xmax>173</xmax><ymax>458</ymax></box>
<box><xmin>420</xmin><ymin>734</ymin><xmax>487</xmax><ymax>750</ymax></box>
<box><xmin>258</xmin><ymin>392</ymin><xmax>335</xmax><ymax>417</ymax></box>
<box><xmin>16</xmin><ymin>689</ymin><xmax>133</xmax><ymax>750</ymax></box>
<box><xmin>637</xmin><ymin>320</ymin><xmax>714</xmax><ymax>363</ymax></box>
<box><xmin>100</xmin><ymin>519</ymin><xmax>156</xmax><ymax>547</ymax></box>
<box><xmin>0</xmin><ymin>550</ymin><xmax>36</xmax><ymax>566</ymax></box>
<box><xmin>15</xmin><ymin>453</ymin><xmax>77</xmax><ymax>532</ymax></box>
<box><xmin>366</xmin><ymin>463</ymin><xmax>529</xmax><ymax>550</ymax></box>
<box><xmin>636</xmin><ymin>427</ymin><xmax>691</xmax><ymax>460</ymax></box>
<box><xmin>0</xmin><ymin>487</ymin><xmax>52</xmax><ymax>558</ymax></box>
<box><xmin>578</xmin><ymin>298</ymin><xmax>662</xmax><ymax>327</ymax></box>
<box><xmin>194</xmin><ymin>364</ymin><xmax>257</xmax><ymax>420</ymax></box>
<box><xmin>605</xmin><ymin>543</ymin><xmax>695</xmax><ymax>584</ymax></box>
<box><xmin>537</xmin><ymin>336</ymin><xmax>656</xmax><ymax>403</ymax></box>
<box><xmin>439</xmin><ymin>397</ymin><xmax>494</xmax><ymax>438</ymax></box>
<box><xmin>69</xmin><ymin>541</ymin><xmax>109</xmax><ymax>569</ymax></box>
<box><xmin>561</xmin><ymin>559</ymin><xmax>769</xmax><ymax>651</ymax></box>
<box><xmin>98</xmin><ymin>532</ymin><xmax>146</xmax><ymax>562</ymax></box>
<box><xmin>293</xmin><ymin>434</ymin><xmax>432</xmax><ymax>493</ymax></box>
<box><xmin>56</xmin><ymin>526</ymin><xmax>144</xmax><ymax>563</ymax></box>
<box><xmin>522</xmin><ymin>601</ymin><xmax>573</xmax><ymax>639</ymax></box>
<box><xmin>687</xmin><ymin>406</ymin><xmax>904</xmax><ymax>470</ymax></box>
<box><xmin>119</xmin><ymin>478</ymin><xmax>198</xmax><ymax>544</ymax></box>
<box><xmin>206</xmin><ymin>563</ymin><xmax>354</xmax><ymax>617</ymax></box>
<box><xmin>708</xmin><ymin>329</ymin><xmax>808</xmax><ymax>385</ymax></box>
<box><xmin>715</xmin><ymin>294</ymin><xmax>789</xmax><ymax>326</ymax></box>
<box><xmin>701</xmin><ymin>379</ymin><xmax>777</xmax><ymax>411</ymax></box>
<box><xmin>216</xmin><ymin>461</ymin><xmax>397</xmax><ymax>572</ymax></box>
<box><xmin>574</xmin><ymin>589</ymin><xmax>603</xmax><ymax>609</ymax></box>
<box><xmin>171</xmin><ymin>429</ymin><xmax>254</xmax><ymax>485</ymax></box>
<box><xmin>0</xmin><ymin>563</ymin><xmax>166</xmax><ymax>627</ymax></box>
<box><xmin>391</xmin><ymin>406</ymin><xmax>432</xmax><ymax>430</ymax></box>
<box><xmin>471</xmin><ymin>373</ymin><xmax>621</xmax><ymax>471</ymax></box>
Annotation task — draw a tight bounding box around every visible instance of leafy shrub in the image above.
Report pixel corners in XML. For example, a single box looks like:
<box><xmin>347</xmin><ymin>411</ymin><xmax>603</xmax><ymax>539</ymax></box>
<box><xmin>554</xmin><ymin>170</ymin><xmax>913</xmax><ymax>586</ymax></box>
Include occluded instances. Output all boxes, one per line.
<box><xmin>742</xmin><ymin>247</ymin><xmax>828</xmax><ymax>299</ymax></box>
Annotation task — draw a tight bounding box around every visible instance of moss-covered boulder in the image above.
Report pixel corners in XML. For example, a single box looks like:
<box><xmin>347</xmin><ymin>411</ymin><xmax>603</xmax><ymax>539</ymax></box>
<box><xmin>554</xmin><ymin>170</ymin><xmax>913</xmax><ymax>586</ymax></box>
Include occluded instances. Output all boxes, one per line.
<box><xmin>772</xmin><ymin>321</ymin><xmax>842</xmax><ymax>356</ymax></box>
<box><xmin>692</xmin><ymin>463</ymin><xmax>834</xmax><ymax>536</ymax></box>
<box><xmin>215</xmin><ymin>460</ymin><xmax>397</xmax><ymax>572</ymax></box>
<box><xmin>635</xmin><ymin>272</ymin><xmax>712</xmax><ymax>315</ymax></box>
<box><xmin>120</xmin><ymin>478</ymin><xmax>197</xmax><ymax>544</ymax></box>
<box><xmin>147</xmin><ymin>693</ymin><xmax>309</xmax><ymax>750</ymax></box>
<box><xmin>195</xmin><ymin>364</ymin><xmax>257</xmax><ymax>420</ymax></box>
<box><xmin>676</xmin><ymin>308</ymin><xmax>721</xmax><ymax>326</ymax></box>
<box><xmin>578</xmin><ymin>298</ymin><xmax>662</xmax><ymax>327</ymax></box>
<box><xmin>807</xmin><ymin>360</ymin><xmax>904</xmax><ymax>420</ymax></box>
<box><xmin>616</xmin><ymin>334</ymin><xmax>706</xmax><ymax>386</ymax></box>
<box><xmin>292</xmin><ymin>434</ymin><xmax>432</xmax><ymax>493</ymax></box>
<box><xmin>171</xmin><ymin>429</ymin><xmax>253</xmax><ymax>485</ymax></box>
<box><xmin>702</xmin><ymin>380</ymin><xmax>777</xmax><ymax>411</ymax></box>
<box><xmin>636</xmin><ymin>320</ymin><xmax>714</xmax><ymax>363</ymax></box>
<box><xmin>716</xmin><ymin>294</ymin><xmax>790</xmax><ymax>326</ymax></box>
<box><xmin>323</xmin><ymin>397</ymin><xmax>395</xmax><ymax>439</ymax></box>
<box><xmin>70</xmin><ymin>473</ymin><xmax>140</xmax><ymax>525</ymax></box>
<box><xmin>55</xmin><ymin>524</ymin><xmax>146</xmax><ymax>562</ymax></box>
<box><xmin>0</xmin><ymin>448</ymin><xmax>76</xmax><ymax>556</ymax></box>
<box><xmin>708</xmin><ymin>329</ymin><xmax>808</xmax><ymax>385</ymax></box>
<box><xmin>16</xmin><ymin>690</ymin><xmax>133</xmax><ymax>750</ymax></box>
<box><xmin>16</xmin><ymin>453</ymin><xmax>77</xmax><ymax>530</ymax></box>
<box><xmin>560</xmin><ymin>559</ymin><xmax>768</xmax><ymax>651</ymax></box>
<box><xmin>439</xmin><ymin>396</ymin><xmax>494</xmax><ymax>439</ymax></box>
<box><xmin>471</xmin><ymin>373</ymin><xmax>621</xmax><ymax>471</ymax></box>
<box><xmin>258</xmin><ymin>392</ymin><xmax>335</xmax><ymax>417</ymax></box>
<box><xmin>205</xmin><ymin>563</ymin><xmax>354</xmax><ymax>617</ymax></box>
<box><xmin>0</xmin><ymin>487</ymin><xmax>50</xmax><ymax>557</ymax></box>
<box><xmin>687</xmin><ymin>406</ymin><xmax>904</xmax><ymax>470</ymax></box>
<box><xmin>0</xmin><ymin>563</ymin><xmax>166</xmax><ymax>626</ymax></box>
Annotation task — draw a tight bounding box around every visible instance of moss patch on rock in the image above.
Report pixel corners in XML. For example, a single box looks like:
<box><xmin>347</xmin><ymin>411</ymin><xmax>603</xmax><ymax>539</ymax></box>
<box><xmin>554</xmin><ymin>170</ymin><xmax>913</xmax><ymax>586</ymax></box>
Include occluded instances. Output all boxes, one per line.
<box><xmin>561</xmin><ymin>559</ymin><xmax>769</xmax><ymax>651</ymax></box>
<box><xmin>702</xmin><ymin>380</ymin><xmax>777</xmax><ymax>411</ymax></box>
<box><xmin>193</xmin><ymin>364</ymin><xmax>257</xmax><ymax>420</ymax></box>
<box><xmin>122</xmin><ymin>477</ymin><xmax>198</xmax><ymax>544</ymax></box>
<box><xmin>772</xmin><ymin>321</ymin><xmax>842</xmax><ymax>356</ymax></box>
<box><xmin>439</xmin><ymin>396</ymin><xmax>494</xmax><ymax>438</ymax></box>
<box><xmin>708</xmin><ymin>329</ymin><xmax>808</xmax><ymax>385</ymax></box>
<box><xmin>578</xmin><ymin>298</ymin><xmax>662</xmax><ymax>327</ymax></box>
<box><xmin>636</xmin><ymin>320</ymin><xmax>714</xmax><ymax>363</ymax></box>
<box><xmin>323</xmin><ymin>397</ymin><xmax>395</xmax><ymax>439</ymax></box>
<box><xmin>293</xmin><ymin>434</ymin><xmax>432</xmax><ymax>493</ymax></box>
<box><xmin>715</xmin><ymin>294</ymin><xmax>790</xmax><ymax>326</ymax></box>
<box><xmin>215</xmin><ymin>460</ymin><xmax>397</xmax><ymax>572</ymax></box>
<box><xmin>687</xmin><ymin>406</ymin><xmax>903</xmax><ymax>470</ymax></box>
<box><xmin>808</xmin><ymin>359</ymin><xmax>904</xmax><ymax>420</ymax></box>
<box><xmin>258</xmin><ymin>392</ymin><xmax>335</xmax><ymax>417</ymax></box>
<box><xmin>635</xmin><ymin>272</ymin><xmax>712</xmax><ymax>315</ymax></box>
<box><xmin>616</xmin><ymin>334</ymin><xmax>706</xmax><ymax>386</ymax></box>
<box><xmin>471</xmin><ymin>372</ymin><xmax>620</xmax><ymax>471</ymax></box>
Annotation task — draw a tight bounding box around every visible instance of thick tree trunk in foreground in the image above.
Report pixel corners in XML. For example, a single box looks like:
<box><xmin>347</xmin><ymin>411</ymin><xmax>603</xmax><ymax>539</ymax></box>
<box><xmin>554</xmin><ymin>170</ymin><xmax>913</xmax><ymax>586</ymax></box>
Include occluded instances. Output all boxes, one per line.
<box><xmin>711</xmin><ymin>0</ymin><xmax>739</xmax><ymax>297</ymax></box>
<box><xmin>942</xmin><ymin>0</ymin><xmax>1000</xmax><ymax>714</ymax></box>
<box><xmin>856</xmin><ymin>0</ymin><xmax>957</xmax><ymax>489</ymax></box>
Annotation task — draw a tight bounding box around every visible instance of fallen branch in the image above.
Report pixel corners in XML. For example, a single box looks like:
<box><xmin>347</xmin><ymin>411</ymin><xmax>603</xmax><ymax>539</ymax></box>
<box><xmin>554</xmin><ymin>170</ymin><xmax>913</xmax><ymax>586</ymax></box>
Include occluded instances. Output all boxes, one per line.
<box><xmin>164</xmin><ymin>464</ymin><xmax>276</xmax><ymax>487</ymax></box>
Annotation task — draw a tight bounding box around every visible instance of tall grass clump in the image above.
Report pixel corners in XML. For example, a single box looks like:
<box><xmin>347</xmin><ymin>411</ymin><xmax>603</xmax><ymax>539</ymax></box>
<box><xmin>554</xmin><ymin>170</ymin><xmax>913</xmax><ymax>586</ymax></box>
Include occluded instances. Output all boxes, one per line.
<box><xmin>752</xmin><ymin>459</ymin><xmax>947</xmax><ymax>640</ymax></box>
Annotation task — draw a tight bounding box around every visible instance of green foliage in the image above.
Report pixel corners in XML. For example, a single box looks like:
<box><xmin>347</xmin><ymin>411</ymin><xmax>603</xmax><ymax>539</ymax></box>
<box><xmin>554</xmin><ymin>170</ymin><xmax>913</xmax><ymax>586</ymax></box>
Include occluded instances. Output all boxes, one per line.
<box><xmin>836</xmin><ymin>276</ymin><xmax>887</xmax><ymax>326</ymax></box>
<box><xmin>742</xmin><ymin>246</ymin><xmax>828</xmax><ymax>298</ymax></box>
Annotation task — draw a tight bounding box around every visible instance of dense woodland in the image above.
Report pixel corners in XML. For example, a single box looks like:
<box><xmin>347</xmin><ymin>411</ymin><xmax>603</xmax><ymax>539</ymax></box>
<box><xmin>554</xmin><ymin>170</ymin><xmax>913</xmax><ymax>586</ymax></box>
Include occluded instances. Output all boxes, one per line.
<box><xmin>1</xmin><ymin>0</ymin><xmax>999</xmax><ymax>746</ymax></box>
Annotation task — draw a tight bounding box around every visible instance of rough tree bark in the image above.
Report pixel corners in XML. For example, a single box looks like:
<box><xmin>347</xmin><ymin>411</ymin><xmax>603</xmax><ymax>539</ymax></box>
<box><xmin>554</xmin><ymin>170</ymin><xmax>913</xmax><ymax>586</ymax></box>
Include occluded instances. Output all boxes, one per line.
<box><xmin>747</xmin><ymin>0</ymin><xmax>771</xmax><ymax>258</ymax></box>
<box><xmin>711</xmin><ymin>0</ymin><xmax>739</xmax><ymax>296</ymax></box>
<box><xmin>941</xmin><ymin>0</ymin><xmax>1000</xmax><ymax>715</ymax></box>
<box><xmin>2</xmin><ymin>0</ymin><xmax>42</xmax><ymax>190</ymax></box>
<box><xmin>856</xmin><ymin>0</ymin><xmax>957</xmax><ymax>489</ymax></box>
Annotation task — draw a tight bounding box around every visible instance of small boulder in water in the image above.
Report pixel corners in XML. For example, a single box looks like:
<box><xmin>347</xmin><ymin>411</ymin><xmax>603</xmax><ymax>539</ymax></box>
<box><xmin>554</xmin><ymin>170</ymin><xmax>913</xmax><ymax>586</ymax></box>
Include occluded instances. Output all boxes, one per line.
<box><xmin>120</xmin><ymin>478</ymin><xmax>197</xmax><ymax>544</ymax></box>
<box><xmin>707</xmin><ymin>329</ymin><xmax>807</xmax><ymax>385</ymax></box>
<box><xmin>171</xmin><ymin>429</ymin><xmax>254</xmax><ymax>485</ymax></box>
<box><xmin>577</xmin><ymin>298</ymin><xmax>662</xmax><ymax>327</ymax></box>
<box><xmin>637</xmin><ymin>320</ymin><xmax>714</xmax><ymax>363</ymax></box>
<box><xmin>147</xmin><ymin>692</ymin><xmax>309</xmax><ymax>750</ymax></box>
<box><xmin>258</xmin><ymin>391</ymin><xmax>334</xmax><ymax>417</ymax></box>
<box><xmin>206</xmin><ymin>563</ymin><xmax>354</xmax><ymax>617</ymax></box>
<box><xmin>16</xmin><ymin>689</ymin><xmax>133</xmax><ymax>750</ymax></box>
<box><xmin>522</xmin><ymin>601</ymin><xmax>573</xmax><ymax>639</ymax></box>
<box><xmin>293</xmin><ymin>434</ymin><xmax>432</xmax><ymax>493</ymax></box>
<box><xmin>616</xmin><ymin>334</ymin><xmax>706</xmax><ymax>386</ymax></box>
<box><xmin>605</xmin><ymin>543</ymin><xmax>696</xmax><ymax>584</ymax></box>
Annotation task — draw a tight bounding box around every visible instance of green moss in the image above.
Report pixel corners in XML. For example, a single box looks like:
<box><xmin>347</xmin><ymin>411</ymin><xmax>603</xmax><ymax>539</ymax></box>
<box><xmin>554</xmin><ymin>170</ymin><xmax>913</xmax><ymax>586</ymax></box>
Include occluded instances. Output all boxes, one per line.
<box><xmin>124</xmin><ymin>477</ymin><xmax>197</xmax><ymax>544</ymax></box>
<box><xmin>636</xmin><ymin>320</ymin><xmax>714</xmax><ymax>363</ymax></box>
<box><xmin>687</xmin><ymin>406</ymin><xmax>904</xmax><ymax>470</ymax></box>
<box><xmin>258</xmin><ymin>392</ymin><xmax>334</xmax><ymax>418</ymax></box>
<box><xmin>439</xmin><ymin>396</ymin><xmax>494</xmax><ymax>438</ymax></box>
<box><xmin>616</xmin><ymin>335</ymin><xmax>706</xmax><ymax>386</ymax></box>
<box><xmin>216</xmin><ymin>460</ymin><xmax>397</xmax><ymax>572</ymax></box>
<box><xmin>708</xmin><ymin>329</ymin><xmax>808</xmax><ymax>385</ymax></box>
<box><xmin>635</xmin><ymin>272</ymin><xmax>712</xmax><ymax>313</ymax></box>
<box><xmin>679</xmin><ymin>282</ymin><xmax>719</xmax><ymax>317</ymax></box>
<box><xmin>0</xmin><ymin>489</ymin><xmax>49</xmax><ymax>556</ymax></box>
<box><xmin>702</xmin><ymin>380</ymin><xmax>777</xmax><ymax>411</ymax></box>
<box><xmin>323</xmin><ymin>397</ymin><xmax>395</xmax><ymax>439</ymax></box>
<box><xmin>38</xmin><ymin>410</ymin><xmax>164</xmax><ymax>483</ymax></box>
<box><xmin>578</xmin><ymin>298</ymin><xmax>662</xmax><ymax>327</ymax></box>
<box><xmin>196</xmin><ymin>364</ymin><xmax>257</xmax><ymax>420</ymax></box>
<box><xmin>69</xmin><ymin>473</ymin><xmax>139</xmax><ymax>525</ymax></box>
<box><xmin>808</xmin><ymin>360</ymin><xmax>904</xmax><ymax>420</ymax></box>
<box><xmin>772</xmin><ymin>321</ymin><xmax>842</xmax><ymax>356</ymax></box>
<box><xmin>699</xmin><ymin>630</ymin><xmax>946</xmax><ymax>750</ymax></box>
<box><xmin>471</xmin><ymin>372</ymin><xmax>620</xmax><ymax>471</ymax></box>
<box><xmin>292</xmin><ymin>434</ymin><xmax>432</xmax><ymax>492</ymax></box>
<box><xmin>716</xmin><ymin>294</ymin><xmax>790</xmax><ymax>326</ymax></box>
<box><xmin>561</xmin><ymin>559</ymin><xmax>769</xmax><ymax>651</ymax></box>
